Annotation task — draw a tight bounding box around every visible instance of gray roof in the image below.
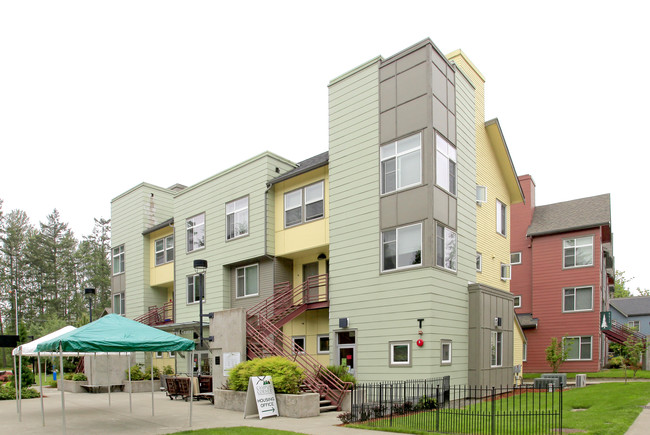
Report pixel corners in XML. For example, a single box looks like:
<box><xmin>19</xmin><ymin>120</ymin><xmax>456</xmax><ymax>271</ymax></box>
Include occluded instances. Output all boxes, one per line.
<box><xmin>527</xmin><ymin>193</ymin><xmax>611</xmax><ymax>237</ymax></box>
<box><xmin>516</xmin><ymin>313</ymin><xmax>538</xmax><ymax>329</ymax></box>
<box><xmin>610</xmin><ymin>297</ymin><xmax>650</xmax><ymax>317</ymax></box>
<box><xmin>142</xmin><ymin>218</ymin><xmax>174</xmax><ymax>235</ymax></box>
<box><xmin>268</xmin><ymin>151</ymin><xmax>328</xmax><ymax>185</ymax></box>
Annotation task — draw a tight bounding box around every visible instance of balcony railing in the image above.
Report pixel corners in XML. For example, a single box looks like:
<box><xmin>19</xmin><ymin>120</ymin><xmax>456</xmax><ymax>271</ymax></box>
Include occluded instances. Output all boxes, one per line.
<box><xmin>134</xmin><ymin>300</ymin><xmax>174</xmax><ymax>326</ymax></box>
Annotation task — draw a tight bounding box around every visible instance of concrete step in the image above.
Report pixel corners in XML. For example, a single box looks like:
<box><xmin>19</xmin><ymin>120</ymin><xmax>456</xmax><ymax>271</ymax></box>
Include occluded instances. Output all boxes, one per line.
<box><xmin>319</xmin><ymin>405</ymin><xmax>338</xmax><ymax>413</ymax></box>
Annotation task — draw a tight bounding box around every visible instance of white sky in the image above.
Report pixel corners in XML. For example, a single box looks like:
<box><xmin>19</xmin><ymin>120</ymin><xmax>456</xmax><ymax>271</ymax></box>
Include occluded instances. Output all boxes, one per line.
<box><xmin>1</xmin><ymin>1</ymin><xmax>649</xmax><ymax>291</ymax></box>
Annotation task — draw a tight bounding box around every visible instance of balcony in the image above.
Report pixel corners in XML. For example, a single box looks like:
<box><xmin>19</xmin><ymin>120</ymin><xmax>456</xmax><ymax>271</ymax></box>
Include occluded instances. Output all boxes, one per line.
<box><xmin>134</xmin><ymin>300</ymin><xmax>174</xmax><ymax>326</ymax></box>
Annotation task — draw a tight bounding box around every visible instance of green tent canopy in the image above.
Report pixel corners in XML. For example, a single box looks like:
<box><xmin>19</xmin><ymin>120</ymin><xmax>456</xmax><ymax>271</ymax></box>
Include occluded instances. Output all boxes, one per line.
<box><xmin>35</xmin><ymin>314</ymin><xmax>195</xmax><ymax>353</ymax></box>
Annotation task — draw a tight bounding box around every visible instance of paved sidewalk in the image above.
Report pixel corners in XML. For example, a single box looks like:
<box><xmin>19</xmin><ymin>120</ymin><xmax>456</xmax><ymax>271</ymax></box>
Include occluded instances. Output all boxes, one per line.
<box><xmin>0</xmin><ymin>388</ymin><xmax>393</xmax><ymax>435</ymax></box>
<box><xmin>625</xmin><ymin>402</ymin><xmax>650</xmax><ymax>435</ymax></box>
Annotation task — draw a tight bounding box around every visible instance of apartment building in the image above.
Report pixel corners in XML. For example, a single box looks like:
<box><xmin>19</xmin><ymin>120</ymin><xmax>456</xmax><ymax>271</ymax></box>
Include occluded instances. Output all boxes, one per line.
<box><xmin>111</xmin><ymin>38</ymin><xmax>520</xmax><ymax>388</ymax></box>
<box><xmin>510</xmin><ymin>175</ymin><xmax>614</xmax><ymax>372</ymax></box>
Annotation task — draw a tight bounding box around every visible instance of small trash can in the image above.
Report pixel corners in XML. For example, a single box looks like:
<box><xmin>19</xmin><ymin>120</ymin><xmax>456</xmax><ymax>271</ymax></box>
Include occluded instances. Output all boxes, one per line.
<box><xmin>53</xmin><ymin>371</ymin><xmax>57</xmax><ymax>381</ymax></box>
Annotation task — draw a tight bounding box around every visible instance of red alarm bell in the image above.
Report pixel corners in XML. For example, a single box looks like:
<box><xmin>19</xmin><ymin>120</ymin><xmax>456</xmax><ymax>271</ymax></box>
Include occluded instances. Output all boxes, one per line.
<box><xmin>416</xmin><ymin>339</ymin><xmax>424</xmax><ymax>347</ymax></box>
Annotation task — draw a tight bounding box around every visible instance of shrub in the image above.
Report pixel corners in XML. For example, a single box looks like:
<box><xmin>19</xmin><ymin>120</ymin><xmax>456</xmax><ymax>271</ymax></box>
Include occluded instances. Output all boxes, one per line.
<box><xmin>8</xmin><ymin>363</ymin><xmax>35</xmax><ymax>389</ymax></box>
<box><xmin>338</xmin><ymin>412</ymin><xmax>353</xmax><ymax>424</ymax></box>
<box><xmin>46</xmin><ymin>379</ymin><xmax>58</xmax><ymax>388</ymax></box>
<box><xmin>63</xmin><ymin>373</ymin><xmax>74</xmax><ymax>381</ymax></box>
<box><xmin>125</xmin><ymin>365</ymin><xmax>147</xmax><ymax>381</ymax></box>
<box><xmin>608</xmin><ymin>356</ymin><xmax>624</xmax><ymax>368</ymax></box>
<box><xmin>0</xmin><ymin>384</ymin><xmax>40</xmax><ymax>400</ymax></box>
<box><xmin>72</xmin><ymin>373</ymin><xmax>87</xmax><ymax>381</ymax></box>
<box><xmin>152</xmin><ymin>366</ymin><xmax>161</xmax><ymax>380</ymax></box>
<box><xmin>417</xmin><ymin>395</ymin><xmax>437</xmax><ymax>410</ymax></box>
<box><xmin>228</xmin><ymin>356</ymin><xmax>304</xmax><ymax>394</ymax></box>
<box><xmin>319</xmin><ymin>365</ymin><xmax>356</xmax><ymax>389</ymax></box>
<box><xmin>163</xmin><ymin>365</ymin><xmax>174</xmax><ymax>375</ymax></box>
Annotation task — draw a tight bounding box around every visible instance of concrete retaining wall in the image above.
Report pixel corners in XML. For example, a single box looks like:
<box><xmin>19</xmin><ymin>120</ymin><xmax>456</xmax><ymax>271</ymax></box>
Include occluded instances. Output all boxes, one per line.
<box><xmin>214</xmin><ymin>389</ymin><xmax>320</xmax><ymax>418</ymax></box>
<box><xmin>123</xmin><ymin>380</ymin><xmax>161</xmax><ymax>393</ymax></box>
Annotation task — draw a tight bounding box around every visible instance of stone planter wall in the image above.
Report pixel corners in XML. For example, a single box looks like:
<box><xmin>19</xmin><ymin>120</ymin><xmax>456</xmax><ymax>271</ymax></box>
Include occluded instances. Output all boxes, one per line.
<box><xmin>57</xmin><ymin>380</ymin><xmax>88</xmax><ymax>393</ymax></box>
<box><xmin>214</xmin><ymin>389</ymin><xmax>320</xmax><ymax>418</ymax></box>
<box><xmin>123</xmin><ymin>380</ymin><xmax>162</xmax><ymax>393</ymax></box>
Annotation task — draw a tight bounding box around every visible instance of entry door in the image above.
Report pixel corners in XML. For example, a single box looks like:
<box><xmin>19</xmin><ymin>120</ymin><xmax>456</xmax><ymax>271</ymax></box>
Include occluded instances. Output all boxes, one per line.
<box><xmin>336</xmin><ymin>330</ymin><xmax>356</xmax><ymax>375</ymax></box>
<box><xmin>303</xmin><ymin>262</ymin><xmax>319</xmax><ymax>303</ymax></box>
<box><xmin>193</xmin><ymin>351</ymin><xmax>211</xmax><ymax>375</ymax></box>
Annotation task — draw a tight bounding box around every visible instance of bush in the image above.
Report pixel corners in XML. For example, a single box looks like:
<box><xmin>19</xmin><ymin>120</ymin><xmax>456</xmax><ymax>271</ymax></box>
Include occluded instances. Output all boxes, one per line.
<box><xmin>608</xmin><ymin>356</ymin><xmax>625</xmax><ymax>368</ymax></box>
<box><xmin>228</xmin><ymin>356</ymin><xmax>304</xmax><ymax>394</ymax></box>
<box><xmin>72</xmin><ymin>373</ymin><xmax>87</xmax><ymax>381</ymax></box>
<box><xmin>152</xmin><ymin>366</ymin><xmax>161</xmax><ymax>380</ymax></box>
<box><xmin>63</xmin><ymin>373</ymin><xmax>74</xmax><ymax>381</ymax></box>
<box><xmin>319</xmin><ymin>365</ymin><xmax>356</xmax><ymax>389</ymax></box>
<box><xmin>8</xmin><ymin>363</ymin><xmax>35</xmax><ymax>389</ymax></box>
<box><xmin>46</xmin><ymin>379</ymin><xmax>58</xmax><ymax>388</ymax></box>
<box><xmin>125</xmin><ymin>365</ymin><xmax>149</xmax><ymax>381</ymax></box>
<box><xmin>338</xmin><ymin>412</ymin><xmax>353</xmax><ymax>424</ymax></box>
<box><xmin>163</xmin><ymin>365</ymin><xmax>174</xmax><ymax>375</ymax></box>
<box><xmin>0</xmin><ymin>384</ymin><xmax>40</xmax><ymax>400</ymax></box>
<box><xmin>417</xmin><ymin>395</ymin><xmax>437</xmax><ymax>410</ymax></box>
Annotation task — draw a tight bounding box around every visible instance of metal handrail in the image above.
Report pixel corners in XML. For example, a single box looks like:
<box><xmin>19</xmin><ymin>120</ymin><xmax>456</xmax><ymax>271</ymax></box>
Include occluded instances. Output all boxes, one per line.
<box><xmin>133</xmin><ymin>300</ymin><xmax>174</xmax><ymax>326</ymax></box>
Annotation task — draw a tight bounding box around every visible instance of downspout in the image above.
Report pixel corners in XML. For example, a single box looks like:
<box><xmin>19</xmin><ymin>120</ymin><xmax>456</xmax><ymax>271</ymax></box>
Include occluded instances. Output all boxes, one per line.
<box><xmin>264</xmin><ymin>182</ymin><xmax>275</xmax><ymax>286</ymax></box>
<box><xmin>171</xmin><ymin>222</ymin><xmax>176</xmax><ymax>325</ymax></box>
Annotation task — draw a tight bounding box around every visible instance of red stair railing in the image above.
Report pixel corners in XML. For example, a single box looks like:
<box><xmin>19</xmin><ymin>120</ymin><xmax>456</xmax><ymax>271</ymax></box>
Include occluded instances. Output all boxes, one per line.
<box><xmin>133</xmin><ymin>300</ymin><xmax>174</xmax><ymax>326</ymax></box>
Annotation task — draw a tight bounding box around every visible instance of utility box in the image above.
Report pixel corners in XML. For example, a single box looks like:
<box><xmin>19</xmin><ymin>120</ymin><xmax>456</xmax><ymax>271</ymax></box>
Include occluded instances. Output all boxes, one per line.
<box><xmin>575</xmin><ymin>374</ymin><xmax>587</xmax><ymax>388</ymax></box>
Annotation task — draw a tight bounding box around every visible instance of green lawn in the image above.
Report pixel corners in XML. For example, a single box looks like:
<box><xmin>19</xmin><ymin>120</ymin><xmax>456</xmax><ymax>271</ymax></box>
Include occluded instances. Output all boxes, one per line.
<box><xmin>523</xmin><ymin>369</ymin><xmax>650</xmax><ymax>379</ymax></box>
<box><xmin>170</xmin><ymin>428</ymin><xmax>305</xmax><ymax>435</ymax></box>
<box><xmin>349</xmin><ymin>383</ymin><xmax>650</xmax><ymax>434</ymax></box>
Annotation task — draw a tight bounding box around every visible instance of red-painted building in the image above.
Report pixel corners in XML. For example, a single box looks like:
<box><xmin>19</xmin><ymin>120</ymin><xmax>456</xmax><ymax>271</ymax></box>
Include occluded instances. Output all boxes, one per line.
<box><xmin>510</xmin><ymin>175</ymin><xmax>614</xmax><ymax>372</ymax></box>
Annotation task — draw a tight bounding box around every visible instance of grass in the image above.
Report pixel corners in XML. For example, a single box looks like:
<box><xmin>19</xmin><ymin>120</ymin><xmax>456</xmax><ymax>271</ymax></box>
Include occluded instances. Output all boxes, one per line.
<box><xmin>169</xmin><ymin>428</ymin><xmax>305</xmax><ymax>435</ymax></box>
<box><xmin>523</xmin><ymin>369</ymin><xmax>650</xmax><ymax>379</ymax></box>
<box><xmin>349</xmin><ymin>383</ymin><xmax>650</xmax><ymax>434</ymax></box>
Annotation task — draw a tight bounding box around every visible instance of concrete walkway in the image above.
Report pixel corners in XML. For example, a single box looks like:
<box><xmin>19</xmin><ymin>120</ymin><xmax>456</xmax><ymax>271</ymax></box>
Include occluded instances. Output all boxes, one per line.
<box><xmin>0</xmin><ymin>388</ymin><xmax>394</xmax><ymax>435</ymax></box>
<box><xmin>625</xmin><ymin>402</ymin><xmax>650</xmax><ymax>435</ymax></box>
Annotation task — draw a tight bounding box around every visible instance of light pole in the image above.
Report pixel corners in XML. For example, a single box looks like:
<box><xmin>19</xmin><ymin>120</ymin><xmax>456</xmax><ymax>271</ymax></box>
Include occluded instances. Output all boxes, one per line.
<box><xmin>84</xmin><ymin>288</ymin><xmax>96</xmax><ymax>322</ymax></box>
<box><xmin>192</xmin><ymin>260</ymin><xmax>213</xmax><ymax>375</ymax></box>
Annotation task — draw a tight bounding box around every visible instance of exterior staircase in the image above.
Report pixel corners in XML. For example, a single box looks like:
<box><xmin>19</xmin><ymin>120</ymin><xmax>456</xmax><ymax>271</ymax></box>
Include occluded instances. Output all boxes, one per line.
<box><xmin>133</xmin><ymin>300</ymin><xmax>174</xmax><ymax>327</ymax></box>
<box><xmin>246</xmin><ymin>274</ymin><xmax>352</xmax><ymax>411</ymax></box>
<box><xmin>603</xmin><ymin>319</ymin><xmax>646</xmax><ymax>345</ymax></box>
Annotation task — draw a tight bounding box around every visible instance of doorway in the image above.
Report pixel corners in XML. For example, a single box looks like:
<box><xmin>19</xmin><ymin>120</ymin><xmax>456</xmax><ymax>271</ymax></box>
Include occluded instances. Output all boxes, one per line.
<box><xmin>336</xmin><ymin>330</ymin><xmax>356</xmax><ymax>375</ymax></box>
<box><xmin>303</xmin><ymin>262</ymin><xmax>319</xmax><ymax>303</ymax></box>
<box><xmin>193</xmin><ymin>351</ymin><xmax>211</xmax><ymax>375</ymax></box>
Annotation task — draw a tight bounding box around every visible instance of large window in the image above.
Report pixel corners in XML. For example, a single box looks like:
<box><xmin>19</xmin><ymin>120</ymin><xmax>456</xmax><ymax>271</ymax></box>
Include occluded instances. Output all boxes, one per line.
<box><xmin>284</xmin><ymin>181</ymin><xmax>324</xmax><ymax>227</ymax></box>
<box><xmin>436</xmin><ymin>133</ymin><xmax>457</xmax><ymax>195</ymax></box>
<box><xmin>389</xmin><ymin>341</ymin><xmax>412</xmax><ymax>367</ymax></box>
<box><xmin>563</xmin><ymin>236</ymin><xmax>593</xmax><ymax>268</ymax></box>
<box><xmin>496</xmin><ymin>200</ymin><xmax>506</xmax><ymax>236</ymax></box>
<box><xmin>113</xmin><ymin>293</ymin><xmax>125</xmax><ymax>316</ymax></box>
<box><xmin>436</xmin><ymin>223</ymin><xmax>457</xmax><ymax>271</ymax></box>
<box><xmin>563</xmin><ymin>286</ymin><xmax>593</xmax><ymax>312</ymax></box>
<box><xmin>380</xmin><ymin>133</ymin><xmax>421</xmax><ymax>194</ymax></box>
<box><xmin>186</xmin><ymin>213</ymin><xmax>205</xmax><ymax>252</ymax></box>
<box><xmin>226</xmin><ymin>197</ymin><xmax>249</xmax><ymax>240</ymax></box>
<box><xmin>491</xmin><ymin>331</ymin><xmax>503</xmax><ymax>367</ymax></box>
<box><xmin>236</xmin><ymin>264</ymin><xmax>259</xmax><ymax>298</ymax></box>
<box><xmin>382</xmin><ymin>223</ymin><xmax>422</xmax><ymax>271</ymax></box>
<box><xmin>187</xmin><ymin>274</ymin><xmax>205</xmax><ymax>304</ymax></box>
<box><xmin>155</xmin><ymin>235</ymin><xmax>174</xmax><ymax>266</ymax></box>
<box><xmin>112</xmin><ymin>245</ymin><xmax>125</xmax><ymax>275</ymax></box>
<box><xmin>564</xmin><ymin>336</ymin><xmax>592</xmax><ymax>360</ymax></box>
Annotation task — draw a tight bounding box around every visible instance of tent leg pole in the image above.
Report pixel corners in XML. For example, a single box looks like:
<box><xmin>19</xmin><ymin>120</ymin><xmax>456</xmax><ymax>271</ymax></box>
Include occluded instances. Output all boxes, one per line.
<box><xmin>151</xmin><ymin>352</ymin><xmax>154</xmax><ymax>417</ymax></box>
<box><xmin>38</xmin><ymin>353</ymin><xmax>45</xmax><ymax>426</ymax></box>
<box><xmin>18</xmin><ymin>348</ymin><xmax>22</xmax><ymax>422</ymax></box>
<box><xmin>13</xmin><ymin>354</ymin><xmax>18</xmax><ymax>415</ymax></box>
<box><xmin>60</xmin><ymin>345</ymin><xmax>66</xmax><ymax>434</ymax></box>
<box><xmin>107</xmin><ymin>354</ymin><xmax>111</xmax><ymax>406</ymax></box>
<box><xmin>128</xmin><ymin>352</ymin><xmax>132</xmax><ymax>413</ymax></box>
<box><xmin>189</xmin><ymin>350</ymin><xmax>193</xmax><ymax>427</ymax></box>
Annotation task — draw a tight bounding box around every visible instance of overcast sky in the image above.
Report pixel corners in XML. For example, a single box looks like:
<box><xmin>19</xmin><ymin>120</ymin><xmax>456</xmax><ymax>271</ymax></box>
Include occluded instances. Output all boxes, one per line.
<box><xmin>1</xmin><ymin>1</ymin><xmax>648</xmax><ymax>291</ymax></box>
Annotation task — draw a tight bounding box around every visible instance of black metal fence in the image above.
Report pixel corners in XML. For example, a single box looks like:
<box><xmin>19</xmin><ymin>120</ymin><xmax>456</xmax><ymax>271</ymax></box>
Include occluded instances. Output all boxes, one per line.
<box><xmin>349</xmin><ymin>378</ymin><xmax>562</xmax><ymax>435</ymax></box>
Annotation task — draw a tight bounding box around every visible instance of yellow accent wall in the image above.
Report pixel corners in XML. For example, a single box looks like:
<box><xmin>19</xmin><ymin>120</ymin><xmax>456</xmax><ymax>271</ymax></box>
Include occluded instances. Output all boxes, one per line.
<box><xmin>149</xmin><ymin>227</ymin><xmax>174</xmax><ymax>287</ymax></box>
<box><xmin>447</xmin><ymin>50</ymin><xmax>514</xmax><ymax>292</ymax></box>
<box><xmin>282</xmin><ymin>308</ymin><xmax>330</xmax><ymax>366</ymax></box>
<box><xmin>152</xmin><ymin>353</ymin><xmax>176</xmax><ymax>374</ymax></box>
<box><xmin>274</xmin><ymin>166</ymin><xmax>329</xmax><ymax>257</ymax></box>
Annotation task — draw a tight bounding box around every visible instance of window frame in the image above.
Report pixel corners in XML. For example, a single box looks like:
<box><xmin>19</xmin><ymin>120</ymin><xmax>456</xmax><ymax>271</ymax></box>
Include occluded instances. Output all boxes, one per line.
<box><xmin>317</xmin><ymin>334</ymin><xmax>330</xmax><ymax>354</ymax></box>
<box><xmin>563</xmin><ymin>236</ymin><xmax>594</xmax><ymax>269</ymax></box>
<box><xmin>491</xmin><ymin>331</ymin><xmax>503</xmax><ymax>367</ymax></box>
<box><xmin>112</xmin><ymin>292</ymin><xmax>125</xmax><ymax>316</ymax></box>
<box><xmin>187</xmin><ymin>273</ymin><xmax>205</xmax><ymax>305</ymax></box>
<box><xmin>496</xmin><ymin>199</ymin><xmax>507</xmax><ymax>236</ymax></box>
<box><xmin>628</xmin><ymin>320</ymin><xmax>640</xmax><ymax>330</ymax></box>
<box><xmin>112</xmin><ymin>245</ymin><xmax>125</xmax><ymax>275</ymax></box>
<box><xmin>510</xmin><ymin>252</ymin><xmax>522</xmax><ymax>265</ymax></box>
<box><xmin>154</xmin><ymin>235</ymin><xmax>174</xmax><ymax>266</ymax></box>
<box><xmin>292</xmin><ymin>336</ymin><xmax>306</xmax><ymax>355</ymax></box>
<box><xmin>441</xmin><ymin>340</ymin><xmax>452</xmax><ymax>365</ymax></box>
<box><xmin>501</xmin><ymin>263</ymin><xmax>511</xmax><ymax>281</ymax></box>
<box><xmin>563</xmin><ymin>286</ymin><xmax>593</xmax><ymax>312</ymax></box>
<box><xmin>514</xmin><ymin>295</ymin><xmax>521</xmax><ymax>308</ymax></box>
<box><xmin>235</xmin><ymin>263</ymin><xmax>259</xmax><ymax>299</ymax></box>
<box><xmin>564</xmin><ymin>336</ymin><xmax>592</xmax><ymax>361</ymax></box>
<box><xmin>435</xmin><ymin>133</ymin><xmax>457</xmax><ymax>195</ymax></box>
<box><xmin>523</xmin><ymin>342</ymin><xmax>527</xmax><ymax>361</ymax></box>
<box><xmin>381</xmin><ymin>223</ymin><xmax>423</xmax><ymax>272</ymax></box>
<box><xmin>476</xmin><ymin>252</ymin><xmax>482</xmax><ymax>272</ymax></box>
<box><xmin>436</xmin><ymin>223</ymin><xmax>458</xmax><ymax>272</ymax></box>
<box><xmin>380</xmin><ymin>132</ymin><xmax>422</xmax><ymax>195</ymax></box>
<box><xmin>389</xmin><ymin>340</ymin><xmax>412</xmax><ymax>367</ymax></box>
<box><xmin>186</xmin><ymin>213</ymin><xmax>206</xmax><ymax>253</ymax></box>
<box><xmin>226</xmin><ymin>196</ymin><xmax>249</xmax><ymax>241</ymax></box>
<box><xmin>476</xmin><ymin>185</ymin><xmax>487</xmax><ymax>204</ymax></box>
<box><xmin>155</xmin><ymin>351</ymin><xmax>163</xmax><ymax>358</ymax></box>
<box><xmin>284</xmin><ymin>180</ymin><xmax>325</xmax><ymax>228</ymax></box>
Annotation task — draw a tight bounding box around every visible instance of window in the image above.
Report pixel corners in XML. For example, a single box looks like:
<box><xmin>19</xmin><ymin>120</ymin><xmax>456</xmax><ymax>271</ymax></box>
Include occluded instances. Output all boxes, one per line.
<box><xmin>563</xmin><ymin>286</ymin><xmax>593</xmax><ymax>312</ymax></box>
<box><xmin>389</xmin><ymin>341</ymin><xmax>412</xmax><ymax>367</ymax></box>
<box><xmin>441</xmin><ymin>340</ymin><xmax>452</xmax><ymax>365</ymax></box>
<box><xmin>169</xmin><ymin>351</ymin><xmax>175</xmax><ymax>357</ymax></box>
<box><xmin>112</xmin><ymin>245</ymin><xmax>125</xmax><ymax>275</ymax></box>
<box><xmin>155</xmin><ymin>352</ymin><xmax>163</xmax><ymax>358</ymax></box>
<box><xmin>496</xmin><ymin>200</ymin><xmax>506</xmax><ymax>236</ymax></box>
<box><xmin>292</xmin><ymin>336</ymin><xmax>306</xmax><ymax>354</ymax></box>
<box><xmin>501</xmin><ymin>263</ymin><xmax>511</xmax><ymax>281</ymax></box>
<box><xmin>284</xmin><ymin>181</ymin><xmax>324</xmax><ymax>227</ymax></box>
<box><xmin>523</xmin><ymin>342</ymin><xmax>527</xmax><ymax>361</ymax></box>
<box><xmin>436</xmin><ymin>133</ymin><xmax>457</xmax><ymax>195</ymax></box>
<box><xmin>564</xmin><ymin>336</ymin><xmax>592</xmax><ymax>360</ymax></box>
<box><xmin>491</xmin><ymin>331</ymin><xmax>503</xmax><ymax>367</ymax></box>
<box><xmin>510</xmin><ymin>252</ymin><xmax>521</xmax><ymax>265</ymax></box>
<box><xmin>563</xmin><ymin>236</ymin><xmax>593</xmax><ymax>268</ymax></box>
<box><xmin>112</xmin><ymin>293</ymin><xmax>125</xmax><ymax>316</ymax></box>
<box><xmin>380</xmin><ymin>133</ymin><xmax>421</xmax><ymax>194</ymax></box>
<box><xmin>436</xmin><ymin>223</ymin><xmax>457</xmax><ymax>271</ymax></box>
<box><xmin>318</xmin><ymin>335</ymin><xmax>330</xmax><ymax>354</ymax></box>
<box><xmin>382</xmin><ymin>223</ymin><xmax>422</xmax><ymax>271</ymax></box>
<box><xmin>627</xmin><ymin>320</ymin><xmax>640</xmax><ymax>330</ymax></box>
<box><xmin>514</xmin><ymin>295</ymin><xmax>521</xmax><ymax>308</ymax></box>
<box><xmin>155</xmin><ymin>235</ymin><xmax>174</xmax><ymax>266</ymax></box>
<box><xmin>476</xmin><ymin>185</ymin><xmax>487</xmax><ymax>204</ymax></box>
<box><xmin>187</xmin><ymin>274</ymin><xmax>205</xmax><ymax>304</ymax></box>
<box><xmin>236</xmin><ymin>264</ymin><xmax>259</xmax><ymax>298</ymax></box>
<box><xmin>476</xmin><ymin>252</ymin><xmax>482</xmax><ymax>272</ymax></box>
<box><xmin>186</xmin><ymin>213</ymin><xmax>205</xmax><ymax>252</ymax></box>
<box><xmin>226</xmin><ymin>197</ymin><xmax>249</xmax><ymax>240</ymax></box>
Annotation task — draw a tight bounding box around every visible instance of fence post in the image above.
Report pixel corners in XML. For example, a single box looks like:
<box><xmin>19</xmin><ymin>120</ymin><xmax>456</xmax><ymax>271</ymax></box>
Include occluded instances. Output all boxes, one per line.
<box><xmin>390</xmin><ymin>384</ymin><xmax>393</xmax><ymax>427</ymax></box>
<box><xmin>491</xmin><ymin>386</ymin><xmax>496</xmax><ymax>435</ymax></box>
<box><xmin>436</xmin><ymin>385</ymin><xmax>440</xmax><ymax>432</ymax></box>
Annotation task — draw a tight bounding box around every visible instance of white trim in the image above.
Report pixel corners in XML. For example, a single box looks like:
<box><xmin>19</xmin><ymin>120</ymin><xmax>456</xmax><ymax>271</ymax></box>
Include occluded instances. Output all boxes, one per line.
<box><xmin>225</xmin><ymin>196</ymin><xmax>249</xmax><ymax>240</ymax></box>
<box><xmin>317</xmin><ymin>335</ymin><xmax>330</xmax><ymax>354</ymax></box>
<box><xmin>292</xmin><ymin>336</ymin><xmax>306</xmax><ymax>355</ymax></box>
<box><xmin>389</xmin><ymin>341</ymin><xmax>411</xmax><ymax>366</ymax></box>
<box><xmin>496</xmin><ymin>199</ymin><xmax>506</xmax><ymax>236</ymax></box>
<box><xmin>436</xmin><ymin>223</ymin><xmax>458</xmax><ymax>272</ymax></box>
<box><xmin>491</xmin><ymin>331</ymin><xmax>503</xmax><ymax>367</ymax></box>
<box><xmin>562</xmin><ymin>286</ymin><xmax>593</xmax><ymax>312</ymax></box>
<box><xmin>563</xmin><ymin>236</ymin><xmax>594</xmax><ymax>269</ymax></box>
<box><xmin>501</xmin><ymin>263</ymin><xmax>511</xmax><ymax>281</ymax></box>
<box><xmin>510</xmin><ymin>252</ymin><xmax>522</xmax><ymax>265</ymax></box>
<box><xmin>441</xmin><ymin>340</ymin><xmax>452</xmax><ymax>365</ymax></box>
<box><xmin>476</xmin><ymin>185</ymin><xmax>487</xmax><ymax>204</ymax></box>
<box><xmin>381</xmin><ymin>223</ymin><xmax>423</xmax><ymax>272</ymax></box>
<box><xmin>235</xmin><ymin>263</ymin><xmax>260</xmax><ymax>299</ymax></box>
<box><xmin>186</xmin><ymin>213</ymin><xmax>206</xmax><ymax>253</ymax></box>
<box><xmin>514</xmin><ymin>295</ymin><xmax>521</xmax><ymax>308</ymax></box>
<box><xmin>380</xmin><ymin>132</ymin><xmax>422</xmax><ymax>195</ymax></box>
<box><xmin>564</xmin><ymin>335</ymin><xmax>592</xmax><ymax>361</ymax></box>
<box><xmin>476</xmin><ymin>252</ymin><xmax>482</xmax><ymax>272</ymax></box>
